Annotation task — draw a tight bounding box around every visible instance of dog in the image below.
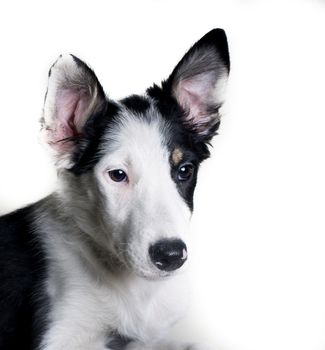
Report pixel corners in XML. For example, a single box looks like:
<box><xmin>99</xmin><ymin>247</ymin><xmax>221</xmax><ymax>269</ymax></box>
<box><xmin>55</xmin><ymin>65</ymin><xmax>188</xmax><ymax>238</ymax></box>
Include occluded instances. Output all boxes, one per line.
<box><xmin>0</xmin><ymin>29</ymin><xmax>230</xmax><ymax>350</ymax></box>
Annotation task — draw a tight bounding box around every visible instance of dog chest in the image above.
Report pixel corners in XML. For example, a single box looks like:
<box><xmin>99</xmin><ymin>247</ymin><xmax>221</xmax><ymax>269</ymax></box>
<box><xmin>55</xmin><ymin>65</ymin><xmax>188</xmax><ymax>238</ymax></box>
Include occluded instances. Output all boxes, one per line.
<box><xmin>44</xmin><ymin>241</ymin><xmax>189</xmax><ymax>346</ymax></box>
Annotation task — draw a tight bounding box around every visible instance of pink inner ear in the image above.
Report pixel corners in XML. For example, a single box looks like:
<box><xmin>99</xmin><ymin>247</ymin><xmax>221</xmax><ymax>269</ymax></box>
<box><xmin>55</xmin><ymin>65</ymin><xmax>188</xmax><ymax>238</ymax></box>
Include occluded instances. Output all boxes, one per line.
<box><xmin>176</xmin><ymin>73</ymin><xmax>215</xmax><ymax>128</ymax></box>
<box><xmin>55</xmin><ymin>89</ymin><xmax>91</xmax><ymax>142</ymax></box>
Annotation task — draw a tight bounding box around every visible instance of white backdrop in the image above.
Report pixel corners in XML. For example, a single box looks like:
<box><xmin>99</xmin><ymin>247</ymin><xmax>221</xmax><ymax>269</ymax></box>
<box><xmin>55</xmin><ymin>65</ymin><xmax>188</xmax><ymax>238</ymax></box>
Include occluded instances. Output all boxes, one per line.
<box><xmin>0</xmin><ymin>1</ymin><xmax>325</xmax><ymax>349</ymax></box>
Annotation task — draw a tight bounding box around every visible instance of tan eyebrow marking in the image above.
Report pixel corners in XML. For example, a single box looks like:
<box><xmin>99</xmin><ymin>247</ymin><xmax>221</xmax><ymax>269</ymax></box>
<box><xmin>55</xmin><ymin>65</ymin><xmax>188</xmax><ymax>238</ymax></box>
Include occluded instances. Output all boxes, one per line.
<box><xmin>171</xmin><ymin>148</ymin><xmax>184</xmax><ymax>165</ymax></box>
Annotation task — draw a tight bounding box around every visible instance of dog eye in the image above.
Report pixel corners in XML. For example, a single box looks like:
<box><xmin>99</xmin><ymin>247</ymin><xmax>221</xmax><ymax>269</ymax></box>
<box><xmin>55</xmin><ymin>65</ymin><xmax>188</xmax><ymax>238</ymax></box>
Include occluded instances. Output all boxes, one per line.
<box><xmin>177</xmin><ymin>164</ymin><xmax>194</xmax><ymax>181</ymax></box>
<box><xmin>108</xmin><ymin>169</ymin><xmax>128</xmax><ymax>182</ymax></box>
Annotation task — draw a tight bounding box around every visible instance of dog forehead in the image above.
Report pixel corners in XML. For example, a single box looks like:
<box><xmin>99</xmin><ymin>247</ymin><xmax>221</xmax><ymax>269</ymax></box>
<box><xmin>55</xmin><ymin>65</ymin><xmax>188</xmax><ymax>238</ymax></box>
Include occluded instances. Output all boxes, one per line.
<box><xmin>101</xmin><ymin>104</ymin><xmax>172</xmax><ymax>164</ymax></box>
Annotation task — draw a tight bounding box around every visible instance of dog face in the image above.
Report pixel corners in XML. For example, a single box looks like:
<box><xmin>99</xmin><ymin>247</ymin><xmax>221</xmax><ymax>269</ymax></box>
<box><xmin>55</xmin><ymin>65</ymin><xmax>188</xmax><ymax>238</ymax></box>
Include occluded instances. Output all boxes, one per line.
<box><xmin>41</xmin><ymin>29</ymin><xmax>230</xmax><ymax>279</ymax></box>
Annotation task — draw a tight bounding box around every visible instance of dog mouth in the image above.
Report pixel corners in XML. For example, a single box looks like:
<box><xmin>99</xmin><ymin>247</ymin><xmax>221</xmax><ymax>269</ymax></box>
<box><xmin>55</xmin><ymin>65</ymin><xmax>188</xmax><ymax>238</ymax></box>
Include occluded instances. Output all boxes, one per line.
<box><xmin>119</xmin><ymin>252</ymin><xmax>174</xmax><ymax>279</ymax></box>
<box><xmin>125</xmin><ymin>255</ymin><xmax>187</xmax><ymax>280</ymax></box>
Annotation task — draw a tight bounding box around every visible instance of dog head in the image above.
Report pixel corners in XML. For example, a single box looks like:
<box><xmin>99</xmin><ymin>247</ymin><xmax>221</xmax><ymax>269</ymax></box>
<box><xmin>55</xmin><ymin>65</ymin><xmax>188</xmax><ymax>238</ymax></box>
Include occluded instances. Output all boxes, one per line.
<box><xmin>41</xmin><ymin>29</ymin><xmax>230</xmax><ymax>279</ymax></box>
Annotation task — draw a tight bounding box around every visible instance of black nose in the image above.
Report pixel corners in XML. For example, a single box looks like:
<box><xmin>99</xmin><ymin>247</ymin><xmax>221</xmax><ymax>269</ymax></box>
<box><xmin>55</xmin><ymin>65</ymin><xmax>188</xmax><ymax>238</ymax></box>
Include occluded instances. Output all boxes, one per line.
<box><xmin>149</xmin><ymin>239</ymin><xmax>187</xmax><ymax>272</ymax></box>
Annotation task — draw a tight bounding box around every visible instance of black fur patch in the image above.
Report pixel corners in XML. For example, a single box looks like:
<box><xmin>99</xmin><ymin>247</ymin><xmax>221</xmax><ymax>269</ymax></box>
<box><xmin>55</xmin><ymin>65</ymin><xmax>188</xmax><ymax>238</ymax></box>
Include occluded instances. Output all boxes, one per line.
<box><xmin>0</xmin><ymin>205</ymin><xmax>49</xmax><ymax>350</ymax></box>
<box><xmin>68</xmin><ymin>100</ymin><xmax>120</xmax><ymax>175</ymax></box>
<box><xmin>169</xmin><ymin>150</ymin><xmax>198</xmax><ymax>211</ymax></box>
<box><xmin>120</xmin><ymin>95</ymin><xmax>151</xmax><ymax>114</ymax></box>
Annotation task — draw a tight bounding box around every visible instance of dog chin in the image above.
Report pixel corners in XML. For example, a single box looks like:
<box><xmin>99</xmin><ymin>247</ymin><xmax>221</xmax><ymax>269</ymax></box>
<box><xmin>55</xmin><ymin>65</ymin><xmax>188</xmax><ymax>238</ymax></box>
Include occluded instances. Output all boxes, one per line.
<box><xmin>138</xmin><ymin>270</ymin><xmax>172</xmax><ymax>281</ymax></box>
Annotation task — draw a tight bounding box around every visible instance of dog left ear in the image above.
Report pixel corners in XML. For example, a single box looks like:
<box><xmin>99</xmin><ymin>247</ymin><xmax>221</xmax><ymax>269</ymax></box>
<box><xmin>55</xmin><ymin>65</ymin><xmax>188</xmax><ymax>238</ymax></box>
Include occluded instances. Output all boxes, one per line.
<box><xmin>166</xmin><ymin>29</ymin><xmax>230</xmax><ymax>141</ymax></box>
<box><xmin>41</xmin><ymin>54</ymin><xmax>106</xmax><ymax>168</ymax></box>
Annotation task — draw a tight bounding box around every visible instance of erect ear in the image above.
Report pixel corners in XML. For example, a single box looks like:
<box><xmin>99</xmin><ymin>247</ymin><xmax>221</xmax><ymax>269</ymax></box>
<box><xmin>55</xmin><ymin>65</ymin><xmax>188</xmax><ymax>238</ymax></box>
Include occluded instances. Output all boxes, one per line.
<box><xmin>166</xmin><ymin>29</ymin><xmax>230</xmax><ymax>141</ymax></box>
<box><xmin>41</xmin><ymin>54</ymin><xmax>106</xmax><ymax>168</ymax></box>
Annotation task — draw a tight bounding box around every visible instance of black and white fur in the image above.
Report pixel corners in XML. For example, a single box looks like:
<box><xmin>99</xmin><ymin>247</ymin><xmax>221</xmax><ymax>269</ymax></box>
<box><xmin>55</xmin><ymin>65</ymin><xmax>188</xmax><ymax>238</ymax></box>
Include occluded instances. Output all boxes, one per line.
<box><xmin>0</xmin><ymin>29</ymin><xmax>230</xmax><ymax>350</ymax></box>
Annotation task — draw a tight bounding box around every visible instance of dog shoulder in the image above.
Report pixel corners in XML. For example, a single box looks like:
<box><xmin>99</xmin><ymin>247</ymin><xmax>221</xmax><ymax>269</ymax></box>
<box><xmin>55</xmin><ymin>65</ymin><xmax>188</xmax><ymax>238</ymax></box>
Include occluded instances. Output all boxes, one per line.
<box><xmin>0</xmin><ymin>205</ymin><xmax>39</xmax><ymax>288</ymax></box>
<box><xmin>0</xmin><ymin>204</ymin><xmax>49</xmax><ymax>349</ymax></box>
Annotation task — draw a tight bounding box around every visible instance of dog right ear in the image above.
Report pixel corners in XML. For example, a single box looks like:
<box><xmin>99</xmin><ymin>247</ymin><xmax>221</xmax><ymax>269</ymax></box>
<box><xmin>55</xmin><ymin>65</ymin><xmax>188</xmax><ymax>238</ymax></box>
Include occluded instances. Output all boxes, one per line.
<box><xmin>41</xmin><ymin>54</ymin><xmax>106</xmax><ymax>168</ymax></box>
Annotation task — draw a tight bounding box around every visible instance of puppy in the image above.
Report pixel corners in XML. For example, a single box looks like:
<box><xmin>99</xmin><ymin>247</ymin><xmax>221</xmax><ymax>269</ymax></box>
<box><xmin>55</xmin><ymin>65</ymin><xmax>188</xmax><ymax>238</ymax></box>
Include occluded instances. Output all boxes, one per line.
<box><xmin>0</xmin><ymin>29</ymin><xmax>230</xmax><ymax>350</ymax></box>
